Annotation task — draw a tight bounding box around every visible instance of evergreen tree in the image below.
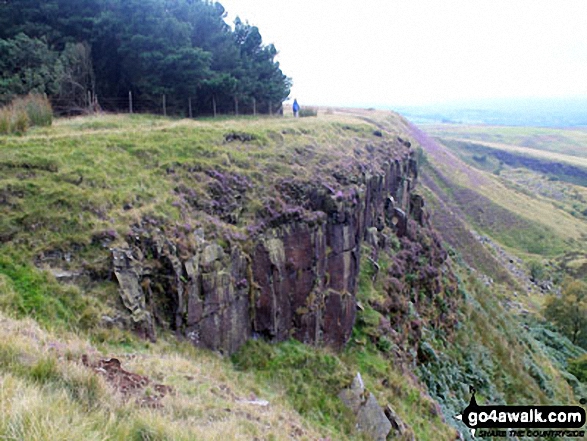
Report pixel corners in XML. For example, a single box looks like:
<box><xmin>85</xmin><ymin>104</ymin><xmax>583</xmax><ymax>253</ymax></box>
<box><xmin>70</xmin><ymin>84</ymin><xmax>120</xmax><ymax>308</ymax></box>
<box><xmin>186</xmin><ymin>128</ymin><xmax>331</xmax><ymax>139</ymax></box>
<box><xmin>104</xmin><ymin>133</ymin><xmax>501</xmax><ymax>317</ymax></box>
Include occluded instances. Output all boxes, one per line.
<box><xmin>0</xmin><ymin>0</ymin><xmax>291</xmax><ymax>115</ymax></box>
<box><xmin>0</xmin><ymin>33</ymin><xmax>62</xmax><ymax>103</ymax></box>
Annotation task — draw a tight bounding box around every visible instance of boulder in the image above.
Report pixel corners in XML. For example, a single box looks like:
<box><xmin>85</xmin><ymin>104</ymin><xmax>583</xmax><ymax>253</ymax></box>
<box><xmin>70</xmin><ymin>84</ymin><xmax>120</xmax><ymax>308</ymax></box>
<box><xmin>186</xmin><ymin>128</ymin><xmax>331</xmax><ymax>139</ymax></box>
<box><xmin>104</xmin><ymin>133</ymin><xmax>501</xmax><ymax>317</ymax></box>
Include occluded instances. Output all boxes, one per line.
<box><xmin>385</xmin><ymin>404</ymin><xmax>415</xmax><ymax>440</ymax></box>
<box><xmin>339</xmin><ymin>373</ymin><xmax>392</xmax><ymax>441</ymax></box>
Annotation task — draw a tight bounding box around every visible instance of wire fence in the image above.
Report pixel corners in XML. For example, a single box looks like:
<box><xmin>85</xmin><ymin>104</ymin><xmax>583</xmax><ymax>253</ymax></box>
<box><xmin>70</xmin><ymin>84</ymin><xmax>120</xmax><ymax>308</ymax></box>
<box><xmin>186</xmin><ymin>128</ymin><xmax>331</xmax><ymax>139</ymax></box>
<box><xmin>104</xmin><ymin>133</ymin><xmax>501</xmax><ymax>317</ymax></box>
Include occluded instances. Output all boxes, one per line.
<box><xmin>45</xmin><ymin>93</ymin><xmax>283</xmax><ymax>118</ymax></box>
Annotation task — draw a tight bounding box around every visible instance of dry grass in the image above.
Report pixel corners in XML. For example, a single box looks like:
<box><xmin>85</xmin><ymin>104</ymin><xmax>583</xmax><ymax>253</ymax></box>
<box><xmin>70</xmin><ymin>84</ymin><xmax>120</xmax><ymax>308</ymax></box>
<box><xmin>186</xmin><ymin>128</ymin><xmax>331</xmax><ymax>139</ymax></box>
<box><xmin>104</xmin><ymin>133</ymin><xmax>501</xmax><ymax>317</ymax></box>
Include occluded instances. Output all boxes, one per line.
<box><xmin>0</xmin><ymin>104</ymin><xmax>28</xmax><ymax>135</ymax></box>
<box><xmin>0</xmin><ymin>95</ymin><xmax>53</xmax><ymax>135</ymax></box>
<box><xmin>0</xmin><ymin>312</ymin><xmax>328</xmax><ymax>440</ymax></box>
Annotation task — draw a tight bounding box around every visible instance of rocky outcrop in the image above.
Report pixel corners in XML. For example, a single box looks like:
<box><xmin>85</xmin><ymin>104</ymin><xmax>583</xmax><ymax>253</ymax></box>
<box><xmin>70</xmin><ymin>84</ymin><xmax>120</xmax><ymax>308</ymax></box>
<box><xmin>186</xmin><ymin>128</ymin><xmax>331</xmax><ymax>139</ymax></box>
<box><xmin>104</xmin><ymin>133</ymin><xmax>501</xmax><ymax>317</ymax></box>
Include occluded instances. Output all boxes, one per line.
<box><xmin>112</xmin><ymin>248</ymin><xmax>155</xmax><ymax>340</ymax></box>
<box><xmin>113</xmin><ymin>230</ymin><xmax>251</xmax><ymax>354</ymax></box>
<box><xmin>339</xmin><ymin>373</ymin><xmax>392</xmax><ymax>441</ymax></box>
<box><xmin>112</xmin><ymin>142</ymin><xmax>421</xmax><ymax>354</ymax></box>
<box><xmin>385</xmin><ymin>404</ymin><xmax>416</xmax><ymax>440</ymax></box>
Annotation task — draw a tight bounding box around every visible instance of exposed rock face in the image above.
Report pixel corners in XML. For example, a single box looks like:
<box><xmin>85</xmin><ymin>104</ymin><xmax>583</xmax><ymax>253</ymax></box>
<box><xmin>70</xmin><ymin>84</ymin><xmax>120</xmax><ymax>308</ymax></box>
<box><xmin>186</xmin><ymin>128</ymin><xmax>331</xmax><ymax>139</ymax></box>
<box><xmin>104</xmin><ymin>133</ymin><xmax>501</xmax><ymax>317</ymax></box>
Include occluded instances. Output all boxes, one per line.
<box><xmin>112</xmin><ymin>248</ymin><xmax>155</xmax><ymax>340</ymax></box>
<box><xmin>112</xmin><ymin>147</ymin><xmax>421</xmax><ymax>354</ymax></box>
<box><xmin>114</xmin><ymin>232</ymin><xmax>252</xmax><ymax>354</ymax></box>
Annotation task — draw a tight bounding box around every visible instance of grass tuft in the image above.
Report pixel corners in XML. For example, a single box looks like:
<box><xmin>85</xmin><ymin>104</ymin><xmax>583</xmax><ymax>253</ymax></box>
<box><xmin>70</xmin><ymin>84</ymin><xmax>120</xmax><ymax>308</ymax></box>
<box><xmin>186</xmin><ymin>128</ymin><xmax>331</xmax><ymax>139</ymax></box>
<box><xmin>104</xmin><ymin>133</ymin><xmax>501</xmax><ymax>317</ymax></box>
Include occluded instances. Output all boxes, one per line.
<box><xmin>0</xmin><ymin>94</ymin><xmax>53</xmax><ymax>135</ymax></box>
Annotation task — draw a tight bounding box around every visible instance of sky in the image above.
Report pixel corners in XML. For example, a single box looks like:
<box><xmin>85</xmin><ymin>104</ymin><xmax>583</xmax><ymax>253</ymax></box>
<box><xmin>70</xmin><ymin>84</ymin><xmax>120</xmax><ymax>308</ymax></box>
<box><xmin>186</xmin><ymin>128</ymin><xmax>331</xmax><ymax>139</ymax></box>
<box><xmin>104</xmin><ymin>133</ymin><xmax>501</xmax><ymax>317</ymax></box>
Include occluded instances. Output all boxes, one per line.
<box><xmin>219</xmin><ymin>0</ymin><xmax>587</xmax><ymax>108</ymax></box>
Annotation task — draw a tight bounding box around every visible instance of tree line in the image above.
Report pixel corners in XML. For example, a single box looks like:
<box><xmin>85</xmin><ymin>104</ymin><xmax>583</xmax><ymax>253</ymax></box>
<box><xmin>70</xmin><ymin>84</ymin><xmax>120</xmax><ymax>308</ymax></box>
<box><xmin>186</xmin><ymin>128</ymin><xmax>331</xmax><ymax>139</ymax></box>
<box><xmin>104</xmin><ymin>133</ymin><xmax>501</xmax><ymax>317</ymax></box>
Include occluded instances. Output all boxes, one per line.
<box><xmin>0</xmin><ymin>0</ymin><xmax>291</xmax><ymax>116</ymax></box>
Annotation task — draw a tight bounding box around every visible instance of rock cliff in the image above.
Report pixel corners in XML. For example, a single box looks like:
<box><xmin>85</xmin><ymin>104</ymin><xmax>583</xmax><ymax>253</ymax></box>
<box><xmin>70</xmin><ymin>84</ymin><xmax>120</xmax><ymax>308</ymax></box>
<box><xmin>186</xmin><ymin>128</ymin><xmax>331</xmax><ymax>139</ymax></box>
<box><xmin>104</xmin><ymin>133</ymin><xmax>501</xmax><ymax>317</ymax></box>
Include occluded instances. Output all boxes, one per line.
<box><xmin>112</xmin><ymin>136</ymin><xmax>424</xmax><ymax>354</ymax></box>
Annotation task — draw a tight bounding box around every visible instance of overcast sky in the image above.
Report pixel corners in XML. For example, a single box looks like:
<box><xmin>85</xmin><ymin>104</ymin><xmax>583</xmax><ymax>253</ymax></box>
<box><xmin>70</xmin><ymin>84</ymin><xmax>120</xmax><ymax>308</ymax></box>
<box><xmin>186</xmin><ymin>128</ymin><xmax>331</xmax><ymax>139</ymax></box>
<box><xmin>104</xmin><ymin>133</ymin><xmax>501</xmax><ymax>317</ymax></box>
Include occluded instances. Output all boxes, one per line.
<box><xmin>219</xmin><ymin>0</ymin><xmax>587</xmax><ymax>107</ymax></box>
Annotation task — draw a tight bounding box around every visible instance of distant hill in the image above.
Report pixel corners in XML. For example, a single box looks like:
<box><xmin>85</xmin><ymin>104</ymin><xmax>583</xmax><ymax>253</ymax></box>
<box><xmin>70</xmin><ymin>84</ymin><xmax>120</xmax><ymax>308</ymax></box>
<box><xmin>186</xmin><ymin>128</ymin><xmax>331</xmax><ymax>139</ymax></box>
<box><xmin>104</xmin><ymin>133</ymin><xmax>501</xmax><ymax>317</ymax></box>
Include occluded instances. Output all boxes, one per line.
<box><xmin>395</xmin><ymin>97</ymin><xmax>587</xmax><ymax>127</ymax></box>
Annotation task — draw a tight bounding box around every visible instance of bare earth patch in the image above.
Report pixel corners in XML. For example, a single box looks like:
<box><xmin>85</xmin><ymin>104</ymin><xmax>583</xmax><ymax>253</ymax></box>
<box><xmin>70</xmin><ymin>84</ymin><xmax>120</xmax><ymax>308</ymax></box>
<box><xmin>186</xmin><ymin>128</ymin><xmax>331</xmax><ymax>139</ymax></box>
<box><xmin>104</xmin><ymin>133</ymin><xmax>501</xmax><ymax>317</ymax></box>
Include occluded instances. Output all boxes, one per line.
<box><xmin>81</xmin><ymin>355</ymin><xmax>173</xmax><ymax>408</ymax></box>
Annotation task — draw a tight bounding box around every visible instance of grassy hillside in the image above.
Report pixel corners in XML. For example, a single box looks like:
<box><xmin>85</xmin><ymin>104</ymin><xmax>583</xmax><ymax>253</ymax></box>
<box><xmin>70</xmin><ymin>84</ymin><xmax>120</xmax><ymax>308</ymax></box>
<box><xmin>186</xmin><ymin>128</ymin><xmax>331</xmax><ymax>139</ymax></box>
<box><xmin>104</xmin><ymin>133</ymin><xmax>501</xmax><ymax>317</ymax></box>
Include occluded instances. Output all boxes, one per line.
<box><xmin>410</xmin><ymin>122</ymin><xmax>587</xmax><ymax>418</ymax></box>
<box><xmin>418</xmin><ymin>124</ymin><xmax>587</xmax><ymax>277</ymax></box>
<box><xmin>0</xmin><ymin>112</ymin><xmax>398</xmax><ymax>328</ymax></box>
<box><xmin>413</xmin><ymin>126</ymin><xmax>587</xmax><ymax>257</ymax></box>
<box><xmin>441</xmin><ymin>137</ymin><xmax>587</xmax><ymax>170</ymax></box>
<box><xmin>0</xmin><ymin>110</ymin><xmax>458</xmax><ymax>439</ymax></box>
<box><xmin>405</xmin><ymin>123</ymin><xmax>587</xmax><ymax>436</ymax></box>
<box><xmin>0</xmin><ymin>311</ymin><xmax>331</xmax><ymax>440</ymax></box>
<box><xmin>422</xmin><ymin>124</ymin><xmax>587</xmax><ymax>158</ymax></box>
<box><xmin>1</xmin><ymin>110</ymin><xmax>586</xmax><ymax>440</ymax></box>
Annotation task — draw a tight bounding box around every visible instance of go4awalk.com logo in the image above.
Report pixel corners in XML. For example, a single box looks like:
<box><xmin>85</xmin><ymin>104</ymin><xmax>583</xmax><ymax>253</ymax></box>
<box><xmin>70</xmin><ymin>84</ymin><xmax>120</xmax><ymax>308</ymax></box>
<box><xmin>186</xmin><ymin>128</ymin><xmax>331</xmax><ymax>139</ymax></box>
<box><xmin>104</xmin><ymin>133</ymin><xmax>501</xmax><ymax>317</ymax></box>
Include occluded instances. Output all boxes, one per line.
<box><xmin>455</xmin><ymin>387</ymin><xmax>586</xmax><ymax>438</ymax></box>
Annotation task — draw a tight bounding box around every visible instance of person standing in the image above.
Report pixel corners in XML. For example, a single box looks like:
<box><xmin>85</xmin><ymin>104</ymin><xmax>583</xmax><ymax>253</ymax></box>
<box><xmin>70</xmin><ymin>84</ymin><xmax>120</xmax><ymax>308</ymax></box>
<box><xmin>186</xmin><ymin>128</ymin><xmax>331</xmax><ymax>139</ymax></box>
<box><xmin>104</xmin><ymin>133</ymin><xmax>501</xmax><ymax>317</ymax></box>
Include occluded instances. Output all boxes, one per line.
<box><xmin>292</xmin><ymin>99</ymin><xmax>300</xmax><ymax>117</ymax></box>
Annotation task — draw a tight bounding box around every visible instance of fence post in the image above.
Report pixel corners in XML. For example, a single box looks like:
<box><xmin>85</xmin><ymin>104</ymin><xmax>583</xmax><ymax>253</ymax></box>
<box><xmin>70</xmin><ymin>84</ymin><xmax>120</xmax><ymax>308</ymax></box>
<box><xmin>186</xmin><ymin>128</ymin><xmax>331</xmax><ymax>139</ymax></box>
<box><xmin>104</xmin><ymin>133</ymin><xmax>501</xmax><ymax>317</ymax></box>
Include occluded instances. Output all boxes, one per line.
<box><xmin>162</xmin><ymin>94</ymin><xmax>167</xmax><ymax>116</ymax></box>
<box><xmin>269</xmin><ymin>100</ymin><xmax>272</xmax><ymax>116</ymax></box>
<box><xmin>234</xmin><ymin>96</ymin><xmax>239</xmax><ymax>116</ymax></box>
<box><xmin>88</xmin><ymin>91</ymin><xmax>92</xmax><ymax>114</ymax></box>
<box><xmin>129</xmin><ymin>91</ymin><xmax>133</xmax><ymax>114</ymax></box>
<box><xmin>188</xmin><ymin>97</ymin><xmax>193</xmax><ymax>118</ymax></box>
<box><xmin>253</xmin><ymin>97</ymin><xmax>256</xmax><ymax>116</ymax></box>
<box><xmin>212</xmin><ymin>96</ymin><xmax>217</xmax><ymax>118</ymax></box>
